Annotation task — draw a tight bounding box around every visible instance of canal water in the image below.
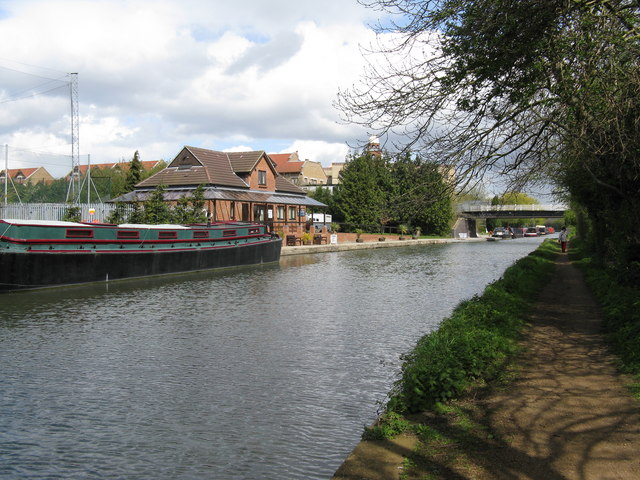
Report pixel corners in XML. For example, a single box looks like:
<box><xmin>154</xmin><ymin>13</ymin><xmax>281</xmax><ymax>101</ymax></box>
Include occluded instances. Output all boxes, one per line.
<box><xmin>0</xmin><ymin>238</ymin><xmax>544</xmax><ymax>479</ymax></box>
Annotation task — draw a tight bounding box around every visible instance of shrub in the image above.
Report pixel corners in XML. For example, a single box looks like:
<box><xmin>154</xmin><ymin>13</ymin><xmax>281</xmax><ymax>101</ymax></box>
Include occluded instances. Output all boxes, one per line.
<box><xmin>577</xmin><ymin>256</ymin><xmax>640</xmax><ymax>373</ymax></box>
<box><xmin>386</xmin><ymin>241</ymin><xmax>555</xmax><ymax>413</ymax></box>
<box><xmin>361</xmin><ymin>412</ymin><xmax>411</xmax><ymax>440</ymax></box>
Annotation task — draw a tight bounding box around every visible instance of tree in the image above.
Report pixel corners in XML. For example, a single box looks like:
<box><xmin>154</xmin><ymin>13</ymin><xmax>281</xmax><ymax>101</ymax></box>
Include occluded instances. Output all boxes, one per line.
<box><xmin>106</xmin><ymin>202</ymin><xmax>129</xmax><ymax>224</ymax></box>
<box><xmin>389</xmin><ymin>154</ymin><xmax>453</xmax><ymax>235</ymax></box>
<box><xmin>333</xmin><ymin>152</ymin><xmax>391</xmax><ymax>229</ymax></box>
<box><xmin>173</xmin><ymin>185</ymin><xmax>207</xmax><ymax>224</ymax></box>
<box><xmin>142</xmin><ymin>185</ymin><xmax>172</xmax><ymax>224</ymax></box>
<box><xmin>124</xmin><ymin>151</ymin><xmax>143</xmax><ymax>193</ymax></box>
<box><xmin>339</xmin><ymin>0</ymin><xmax>640</xmax><ymax>266</ymax></box>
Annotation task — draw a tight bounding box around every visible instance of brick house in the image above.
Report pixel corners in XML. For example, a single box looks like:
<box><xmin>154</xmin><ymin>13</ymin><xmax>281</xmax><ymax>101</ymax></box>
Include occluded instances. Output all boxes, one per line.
<box><xmin>270</xmin><ymin>152</ymin><xmax>328</xmax><ymax>190</ymax></box>
<box><xmin>0</xmin><ymin>167</ymin><xmax>55</xmax><ymax>185</ymax></box>
<box><xmin>113</xmin><ymin>146</ymin><xmax>325</xmax><ymax>233</ymax></box>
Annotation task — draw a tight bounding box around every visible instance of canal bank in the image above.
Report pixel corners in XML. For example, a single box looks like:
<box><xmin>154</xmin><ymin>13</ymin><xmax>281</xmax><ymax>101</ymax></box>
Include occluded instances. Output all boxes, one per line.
<box><xmin>331</xmin><ymin>252</ymin><xmax>640</xmax><ymax>479</ymax></box>
<box><xmin>281</xmin><ymin>236</ymin><xmax>484</xmax><ymax>256</ymax></box>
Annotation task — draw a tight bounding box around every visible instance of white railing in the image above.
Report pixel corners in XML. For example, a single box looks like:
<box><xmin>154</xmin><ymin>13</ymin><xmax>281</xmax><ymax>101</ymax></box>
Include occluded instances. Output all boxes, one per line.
<box><xmin>457</xmin><ymin>203</ymin><xmax>567</xmax><ymax>213</ymax></box>
<box><xmin>0</xmin><ymin>203</ymin><xmax>132</xmax><ymax>223</ymax></box>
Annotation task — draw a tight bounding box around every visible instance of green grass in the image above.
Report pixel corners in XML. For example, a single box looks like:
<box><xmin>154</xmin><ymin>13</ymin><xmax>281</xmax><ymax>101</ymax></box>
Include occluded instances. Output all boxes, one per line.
<box><xmin>570</xmin><ymin>239</ymin><xmax>640</xmax><ymax>377</ymax></box>
<box><xmin>385</xmin><ymin>240</ymin><xmax>557</xmax><ymax>414</ymax></box>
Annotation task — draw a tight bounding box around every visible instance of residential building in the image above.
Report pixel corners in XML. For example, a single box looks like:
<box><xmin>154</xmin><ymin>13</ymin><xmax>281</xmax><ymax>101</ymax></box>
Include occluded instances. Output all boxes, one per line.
<box><xmin>66</xmin><ymin>160</ymin><xmax>164</xmax><ymax>179</ymax></box>
<box><xmin>0</xmin><ymin>167</ymin><xmax>55</xmax><ymax>185</ymax></box>
<box><xmin>270</xmin><ymin>152</ymin><xmax>328</xmax><ymax>190</ymax></box>
<box><xmin>323</xmin><ymin>162</ymin><xmax>346</xmax><ymax>186</ymax></box>
<box><xmin>113</xmin><ymin>146</ymin><xmax>325</xmax><ymax>233</ymax></box>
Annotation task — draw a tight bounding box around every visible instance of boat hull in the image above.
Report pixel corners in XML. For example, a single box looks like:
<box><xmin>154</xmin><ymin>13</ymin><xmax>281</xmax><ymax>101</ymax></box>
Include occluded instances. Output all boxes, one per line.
<box><xmin>0</xmin><ymin>237</ymin><xmax>281</xmax><ymax>292</ymax></box>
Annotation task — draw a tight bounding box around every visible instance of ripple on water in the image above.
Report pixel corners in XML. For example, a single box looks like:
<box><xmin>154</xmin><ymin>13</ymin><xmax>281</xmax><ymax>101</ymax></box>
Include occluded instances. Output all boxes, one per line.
<box><xmin>0</xmin><ymin>239</ymin><xmax>543</xmax><ymax>479</ymax></box>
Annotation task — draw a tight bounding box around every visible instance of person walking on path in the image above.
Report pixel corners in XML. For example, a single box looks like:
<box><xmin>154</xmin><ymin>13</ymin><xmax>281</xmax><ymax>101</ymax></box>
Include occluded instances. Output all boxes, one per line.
<box><xmin>558</xmin><ymin>226</ymin><xmax>569</xmax><ymax>253</ymax></box>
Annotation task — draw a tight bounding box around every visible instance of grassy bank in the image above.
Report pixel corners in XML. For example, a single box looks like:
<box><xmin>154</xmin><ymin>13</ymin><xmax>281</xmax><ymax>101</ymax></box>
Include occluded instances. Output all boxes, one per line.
<box><xmin>363</xmin><ymin>239</ymin><xmax>558</xmax><ymax>439</ymax></box>
<box><xmin>570</xmin><ymin>239</ymin><xmax>640</xmax><ymax>398</ymax></box>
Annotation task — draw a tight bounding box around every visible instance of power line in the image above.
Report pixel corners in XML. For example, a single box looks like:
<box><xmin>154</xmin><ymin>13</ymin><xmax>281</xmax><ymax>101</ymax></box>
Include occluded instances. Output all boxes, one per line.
<box><xmin>0</xmin><ymin>57</ymin><xmax>68</xmax><ymax>81</ymax></box>
<box><xmin>0</xmin><ymin>83</ymin><xmax>69</xmax><ymax>104</ymax></box>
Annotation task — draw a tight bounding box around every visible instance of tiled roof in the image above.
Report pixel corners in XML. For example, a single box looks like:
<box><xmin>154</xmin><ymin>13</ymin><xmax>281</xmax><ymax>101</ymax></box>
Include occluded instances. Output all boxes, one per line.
<box><xmin>136</xmin><ymin>146</ymin><xmax>248</xmax><ymax>189</ymax></box>
<box><xmin>275</xmin><ymin>161</ymin><xmax>304</xmax><ymax>174</ymax></box>
<box><xmin>270</xmin><ymin>152</ymin><xmax>305</xmax><ymax>174</ymax></box>
<box><xmin>1</xmin><ymin>167</ymin><xmax>40</xmax><ymax>178</ymax></box>
<box><xmin>227</xmin><ymin>151</ymin><xmax>266</xmax><ymax>174</ymax></box>
<box><xmin>276</xmin><ymin>176</ymin><xmax>306</xmax><ymax>194</ymax></box>
<box><xmin>269</xmin><ymin>153</ymin><xmax>292</xmax><ymax>163</ymax></box>
<box><xmin>134</xmin><ymin>146</ymin><xmax>307</xmax><ymax>195</ymax></box>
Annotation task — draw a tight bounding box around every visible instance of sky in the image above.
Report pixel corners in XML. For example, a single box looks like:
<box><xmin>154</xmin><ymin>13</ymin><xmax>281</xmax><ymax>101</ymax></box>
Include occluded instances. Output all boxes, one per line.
<box><xmin>0</xmin><ymin>0</ymin><xmax>387</xmax><ymax>178</ymax></box>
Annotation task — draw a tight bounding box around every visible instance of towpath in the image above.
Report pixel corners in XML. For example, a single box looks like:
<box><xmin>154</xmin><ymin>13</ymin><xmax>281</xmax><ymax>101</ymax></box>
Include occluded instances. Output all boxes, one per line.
<box><xmin>332</xmin><ymin>254</ymin><xmax>640</xmax><ymax>479</ymax></box>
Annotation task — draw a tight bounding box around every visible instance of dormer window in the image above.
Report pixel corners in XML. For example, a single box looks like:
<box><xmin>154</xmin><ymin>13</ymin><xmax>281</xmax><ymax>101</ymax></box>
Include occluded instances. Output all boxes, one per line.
<box><xmin>178</xmin><ymin>156</ymin><xmax>192</xmax><ymax>170</ymax></box>
<box><xmin>258</xmin><ymin>170</ymin><xmax>267</xmax><ymax>185</ymax></box>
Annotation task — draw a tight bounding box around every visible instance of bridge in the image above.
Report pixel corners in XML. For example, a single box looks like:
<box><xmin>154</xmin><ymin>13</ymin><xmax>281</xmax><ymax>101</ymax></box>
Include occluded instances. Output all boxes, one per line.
<box><xmin>457</xmin><ymin>203</ymin><xmax>567</xmax><ymax>219</ymax></box>
<box><xmin>452</xmin><ymin>203</ymin><xmax>567</xmax><ymax>238</ymax></box>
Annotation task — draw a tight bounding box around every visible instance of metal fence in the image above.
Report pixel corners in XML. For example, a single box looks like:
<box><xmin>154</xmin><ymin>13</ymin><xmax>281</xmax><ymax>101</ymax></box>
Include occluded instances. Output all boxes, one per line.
<box><xmin>0</xmin><ymin>203</ymin><xmax>132</xmax><ymax>223</ymax></box>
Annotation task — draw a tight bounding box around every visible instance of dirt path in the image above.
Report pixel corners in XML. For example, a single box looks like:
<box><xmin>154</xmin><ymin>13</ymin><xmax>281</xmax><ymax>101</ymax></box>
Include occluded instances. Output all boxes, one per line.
<box><xmin>333</xmin><ymin>255</ymin><xmax>640</xmax><ymax>479</ymax></box>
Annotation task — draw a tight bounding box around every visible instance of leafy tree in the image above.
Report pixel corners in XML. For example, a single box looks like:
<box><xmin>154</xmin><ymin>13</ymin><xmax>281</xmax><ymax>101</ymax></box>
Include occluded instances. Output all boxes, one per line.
<box><xmin>127</xmin><ymin>200</ymin><xmax>145</xmax><ymax>224</ymax></box>
<box><xmin>389</xmin><ymin>154</ymin><xmax>453</xmax><ymax>235</ymax></box>
<box><xmin>106</xmin><ymin>202</ymin><xmax>129</xmax><ymax>224</ymax></box>
<box><xmin>492</xmin><ymin>191</ymin><xmax>541</xmax><ymax>227</ymax></box>
<box><xmin>333</xmin><ymin>152</ymin><xmax>391</xmax><ymax>230</ymax></box>
<box><xmin>340</xmin><ymin>0</ymin><xmax>640</xmax><ymax>267</ymax></box>
<box><xmin>62</xmin><ymin>205</ymin><xmax>81</xmax><ymax>222</ymax></box>
<box><xmin>308</xmin><ymin>185</ymin><xmax>335</xmax><ymax>214</ymax></box>
<box><xmin>173</xmin><ymin>185</ymin><xmax>207</xmax><ymax>224</ymax></box>
<box><xmin>142</xmin><ymin>185</ymin><xmax>172</xmax><ymax>224</ymax></box>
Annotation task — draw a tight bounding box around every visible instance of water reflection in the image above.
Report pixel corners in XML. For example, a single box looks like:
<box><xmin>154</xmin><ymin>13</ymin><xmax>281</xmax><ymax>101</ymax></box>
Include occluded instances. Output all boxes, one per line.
<box><xmin>0</xmin><ymin>238</ymin><xmax>543</xmax><ymax>479</ymax></box>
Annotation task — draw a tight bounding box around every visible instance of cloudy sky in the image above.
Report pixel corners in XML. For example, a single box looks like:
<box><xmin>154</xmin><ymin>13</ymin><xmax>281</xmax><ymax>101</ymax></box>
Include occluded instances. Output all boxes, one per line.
<box><xmin>0</xmin><ymin>0</ymin><xmax>387</xmax><ymax>177</ymax></box>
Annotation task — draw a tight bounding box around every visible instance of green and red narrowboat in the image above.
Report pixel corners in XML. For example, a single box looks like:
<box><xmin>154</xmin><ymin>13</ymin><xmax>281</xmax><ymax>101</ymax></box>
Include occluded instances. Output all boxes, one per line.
<box><xmin>0</xmin><ymin>219</ymin><xmax>282</xmax><ymax>292</ymax></box>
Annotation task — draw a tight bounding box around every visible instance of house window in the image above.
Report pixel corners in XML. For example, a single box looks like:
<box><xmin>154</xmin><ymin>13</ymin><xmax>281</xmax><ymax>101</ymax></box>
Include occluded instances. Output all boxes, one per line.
<box><xmin>258</xmin><ymin>170</ymin><xmax>267</xmax><ymax>185</ymax></box>
<box><xmin>277</xmin><ymin>206</ymin><xmax>285</xmax><ymax>220</ymax></box>
<box><xmin>230</xmin><ymin>202</ymin><xmax>235</xmax><ymax>220</ymax></box>
<box><xmin>288</xmin><ymin>206</ymin><xmax>297</xmax><ymax>220</ymax></box>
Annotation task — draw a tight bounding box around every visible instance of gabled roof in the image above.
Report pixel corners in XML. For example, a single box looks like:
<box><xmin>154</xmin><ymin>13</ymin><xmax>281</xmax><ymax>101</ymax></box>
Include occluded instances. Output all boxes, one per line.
<box><xmin>1</xmin><ymin>168</ymin><xmax>38</xmax><ymax>179</ymax></box>
<box><xmin>0</xmin><ymin>167</ymin><xmax>51</xmax><ymax>180</ymax></box>
<box><xmin>71</xmin><ymin>163</ymin><xmax>118</xmax><ymax>176</ymax></box>
<box><xmin>227</xmin><ymin>151</ymin><xmax>269</xmax><ymax>174</ymax></box>
<box><xmin>134</xmin><ymin>146</ymin><xmax>307</xmax><ymax>195</ymax></box>
<box><xmin>136</xmin><ymin>146</ymin><xmax>248</xmax><ymax>189</ymax></box>
<box><xmin>270</xmin><ymin>152</ymin><xmax>306</xmax><ymax>174</ymax></box>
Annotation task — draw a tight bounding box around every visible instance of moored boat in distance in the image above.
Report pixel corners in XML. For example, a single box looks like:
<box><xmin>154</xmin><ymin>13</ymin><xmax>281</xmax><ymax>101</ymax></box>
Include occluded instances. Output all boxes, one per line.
<box><xmin>0</xmin><ymin>219</ymin><xmax>282</xmax><ymax>292</ymax></box>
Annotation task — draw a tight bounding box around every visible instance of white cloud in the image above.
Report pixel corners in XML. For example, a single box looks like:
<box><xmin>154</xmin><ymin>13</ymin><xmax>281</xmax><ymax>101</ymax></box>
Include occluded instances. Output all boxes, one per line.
<box><xmin>279</xmin><ymin>140</ymin><xmax>351</xmax><ymax>166</ymax></box>
<box><xmin>0</xmin><ymin>0</ymin><xmax>384</xmax><ymax>178</ymax></box>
